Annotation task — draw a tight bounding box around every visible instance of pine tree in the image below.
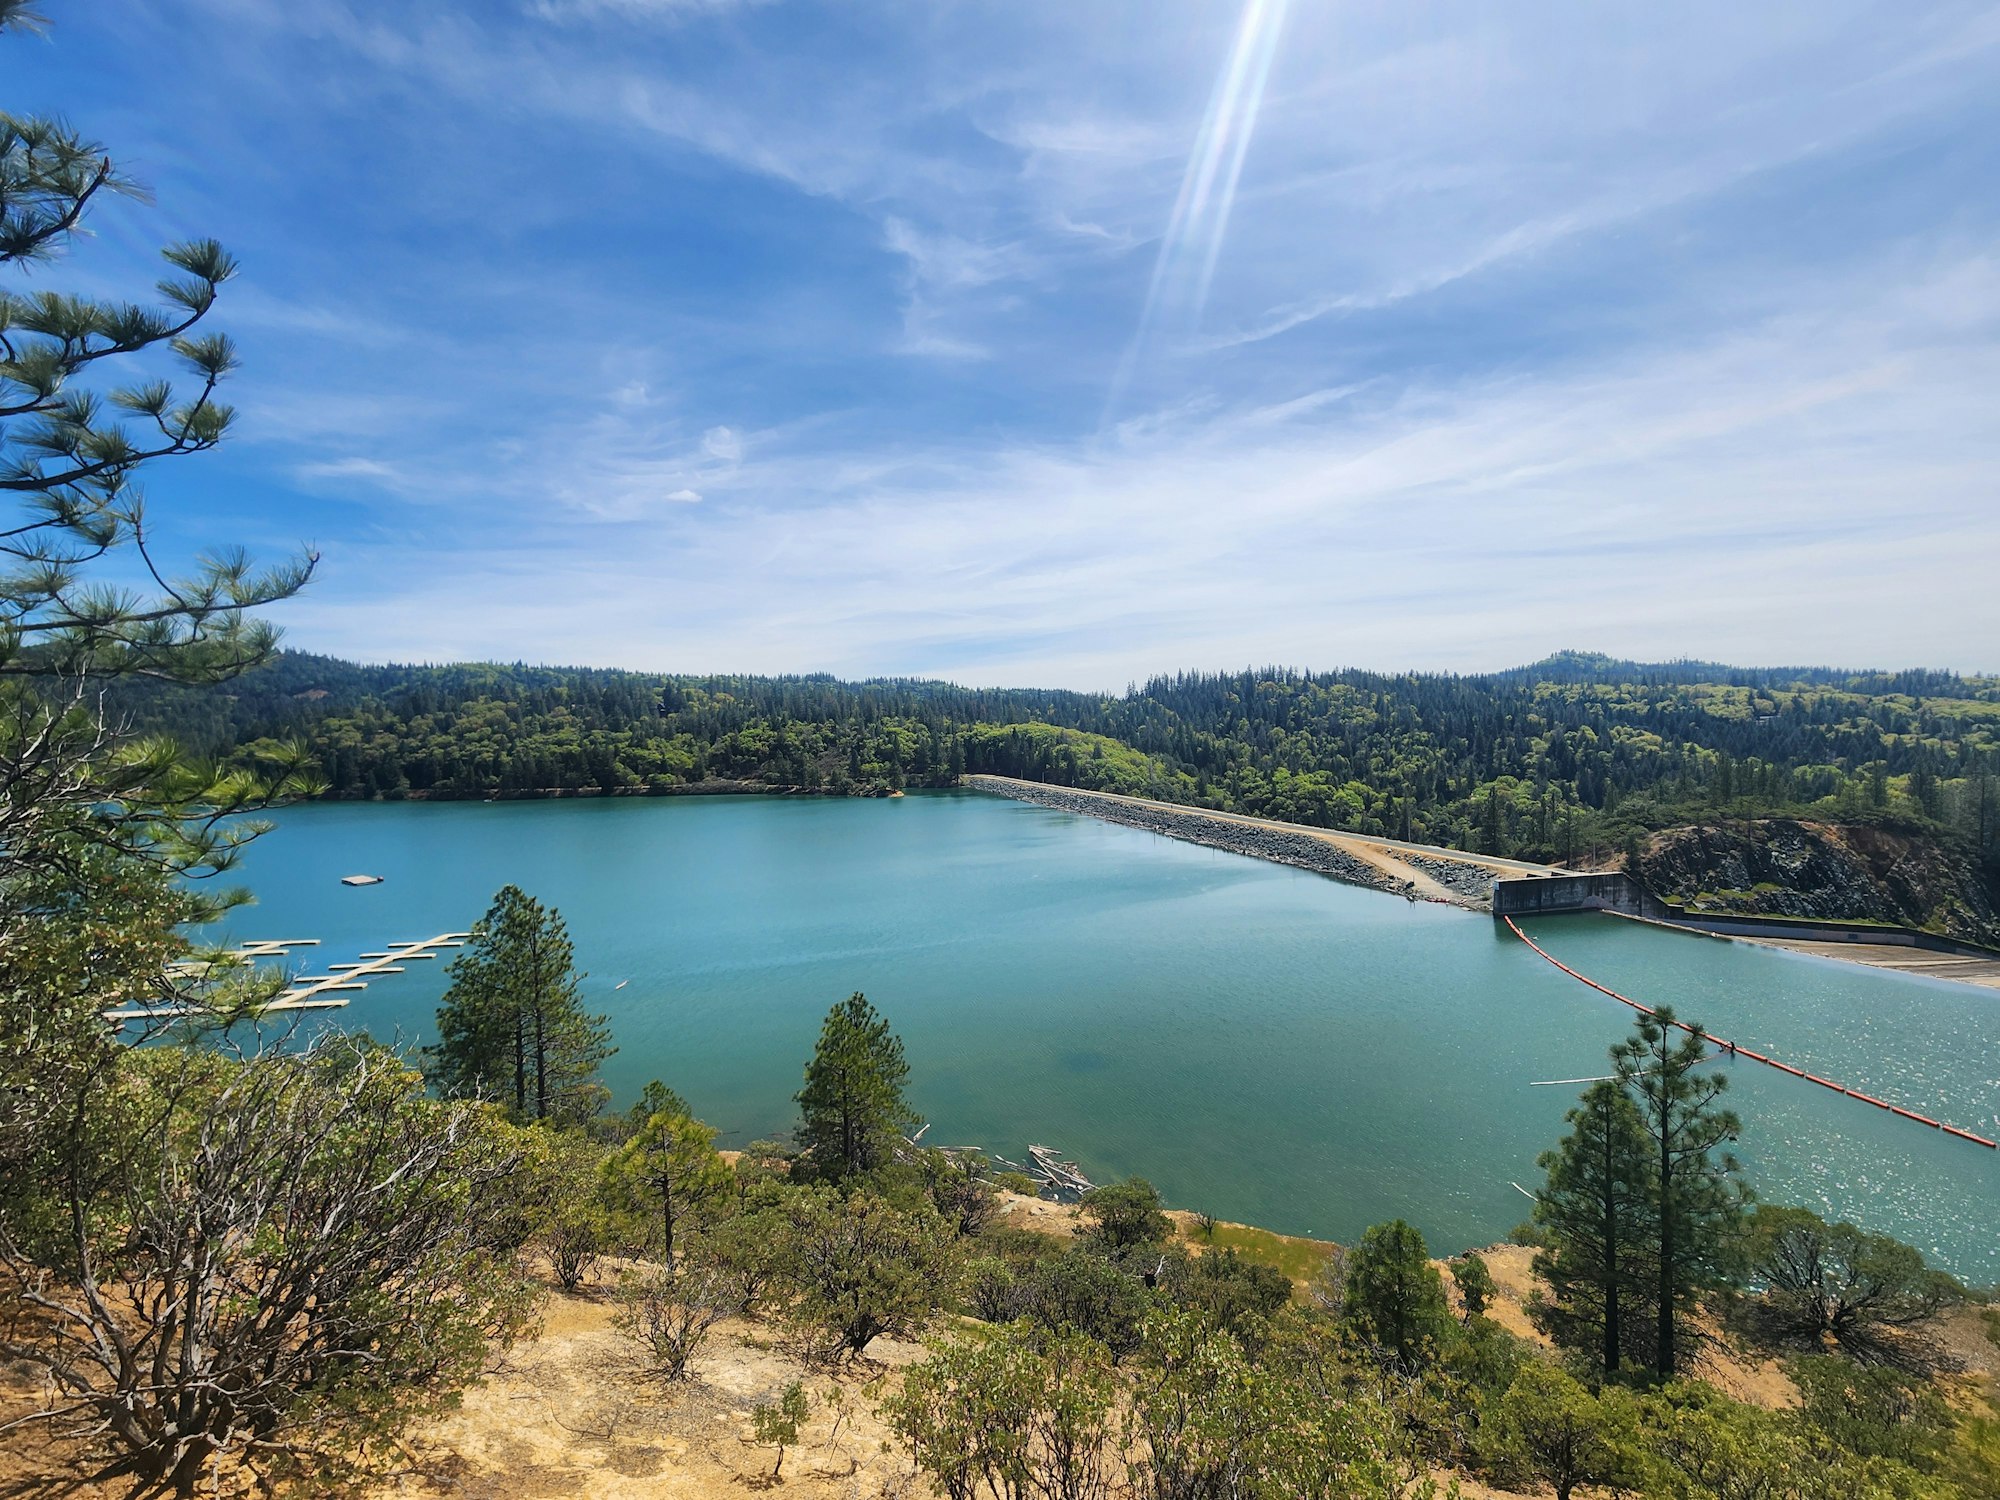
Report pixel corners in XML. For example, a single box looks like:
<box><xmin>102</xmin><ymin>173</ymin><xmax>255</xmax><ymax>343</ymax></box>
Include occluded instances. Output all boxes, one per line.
<box><xmin>604</xmin><ymin>1084</ymin><xmax>731</xmax><ymax>1272</ymax></box>
<box><xmin>432</xmin><ymin>885</ymin><xmax>612</xmax><ymax>1124</ymax></box>
<box><xmin>794</xmin><ymin>992</ymin><xmax>920</xmax><ymax>1183</ymax></box>
<box><xmin>1613</xmin><ymin>1007</ymin><xmax>1745</xmax><ymax>1377</ymax></box>
<box><xmin>0</xmin><ymin>3</ymin><xmax>317</xmax><ymax>902</ymax></box>
<box><xmin>1342</xmin><ymin>1219</ymin><xmax>1454</xmax><ymax>1370</ymax></box>
<box><xmin>1531</xmin><ymin>1080</ymin><xmax>1658</xmax><ymax>1375</ymax></box>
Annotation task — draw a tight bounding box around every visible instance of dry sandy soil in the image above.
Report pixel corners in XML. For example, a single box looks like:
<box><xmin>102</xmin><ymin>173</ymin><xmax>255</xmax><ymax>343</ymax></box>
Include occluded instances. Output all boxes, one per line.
<box><xmin>373</xmin><ymin>1292</ymin><xmax>930</xmax><ymax>1500</ymax></box>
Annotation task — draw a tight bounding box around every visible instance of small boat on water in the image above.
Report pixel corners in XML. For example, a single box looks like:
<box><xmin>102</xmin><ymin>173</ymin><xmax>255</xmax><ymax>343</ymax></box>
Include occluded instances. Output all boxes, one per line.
<box><xmin>340</xmin><ymin>874</ymin><xmax>385</xmax><ymax>887</ymax></box>
<box><xmin>614</xmin><ymin>979</ymin><xmax>629</xmax><ymax>990</ymax></box>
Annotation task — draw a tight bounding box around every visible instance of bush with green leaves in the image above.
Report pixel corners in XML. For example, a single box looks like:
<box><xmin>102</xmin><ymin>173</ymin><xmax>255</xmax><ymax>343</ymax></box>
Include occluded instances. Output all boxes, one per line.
<box><xmin>513</xmin><ymin>1127</ymin><xmax>615</xmax><ymax>1290</ymax></box>
<box><xmin>886</xmin><ymin>1321</ymin><xmax>1119</xmax><ymax>1500</ymax></box>
<box><xmin>774</xmin><ymin>1187</ymin><xmax>959</xmax><ymax>1360</ymax></box>
<box><xmin>1787</xmin><ymin>1355</ymin><xmax>1956</xmax><ymax>1474</ymax></box>
<box><xmin>751</xmin><ymin>1380</ymin><xmax>811</xmax><ymax>1479</ymax></box>
<box><xmin>1440</xmin><ymin>1313</ymin><xmax>1529</xmax><ymax>1404</ymax></box>
<box><xmin>1079</xmin><ymin>1176</ymin><xmax>1171</xmax><ymax>1252</ymax></box>
<box><xmin>1015</xmin><ymin>1245</ymin><xmax>1154</xmax><ymax>1361</ymax></box>
<box><xmin>1627</xmin><ymin>1380</ymin><xmax>1945</xmax><ymax>1500</ymax></box>
<box><xmin>0</xmin><ymin>1038</ymin><xmax>540</xmax><ymax>1494</ymax></box>
<box><xmin>1157</xmin><ymin>1245</ymin><xmax>1292</xmax><ymax>1352</ymax></box>
<box><xmin>915</xmin><ymin>1146</ymin><xmax>1001</xmax><ymax>1236</ymax></box>
<box><xmin>693</xmin><ymin>1190</ymin><xmax>794</xmax><ymax>1316</ymax></box>
<box><xmin>964</xmin><ymin>1254</ymin><xmax>1021</xmax><ymax>1324</ymax></box>
<box><xmin>1130</xmin><ymin>1307</ymin><xmax>1409</xmax><ymax>1500</ymax></box>
<box><xmin>1480</xmin><ymin>1361</ymin><xmax>1638</xmax><ymax>1500</ymax></box>
<box><xmin>616</xmin><ymin>1261</ymin><xmax>738</xmax><ymax>1382</ymax></box>
<box><xmin>1749</xmin><ymin>1205</ymin><xmax>1962</xmax><ymax>1365</ymax></box>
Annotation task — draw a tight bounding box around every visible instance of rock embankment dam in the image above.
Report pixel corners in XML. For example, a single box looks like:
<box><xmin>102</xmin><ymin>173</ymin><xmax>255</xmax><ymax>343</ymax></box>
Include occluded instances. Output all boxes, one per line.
<box><xmin>963</xmin><ymin>775</ymin><xmax>1551</xmax><ymax>909</ymax></box>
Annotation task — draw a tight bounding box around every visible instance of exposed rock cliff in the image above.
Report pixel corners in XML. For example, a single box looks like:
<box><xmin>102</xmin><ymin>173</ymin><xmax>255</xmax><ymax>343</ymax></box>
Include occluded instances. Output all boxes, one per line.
<box><xmin>1633</xmin><ymin>820</ymin><xmax>1999</xmax><ymax>946</ymax></box>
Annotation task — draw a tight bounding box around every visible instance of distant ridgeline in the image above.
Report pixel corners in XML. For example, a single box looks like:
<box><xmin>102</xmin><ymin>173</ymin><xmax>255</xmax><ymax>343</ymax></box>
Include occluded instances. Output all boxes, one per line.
<box><xmin>114</xmin><ymin>650</ymin><xmax>2000</xmax><ymax>923</ymax></box>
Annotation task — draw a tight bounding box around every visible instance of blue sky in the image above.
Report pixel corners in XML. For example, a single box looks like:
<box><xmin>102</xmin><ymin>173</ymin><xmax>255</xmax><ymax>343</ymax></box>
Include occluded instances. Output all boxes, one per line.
<box><xmin>13</xmin><ymin>0</ymin><xmax>2000</xmax><ymax>686</ymax></box>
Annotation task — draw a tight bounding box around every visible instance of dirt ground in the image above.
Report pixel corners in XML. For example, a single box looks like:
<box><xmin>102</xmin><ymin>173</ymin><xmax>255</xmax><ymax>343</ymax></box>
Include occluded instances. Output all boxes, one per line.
<box><xmin>0</xmin><ymin>1284</ymin><xmax>934</xmax><ymax>1500</ymax></box>
<box><xmin>372</xmin><ymin>1291</ymin><xmax>930</xmax><ymax>1500</ymax></box>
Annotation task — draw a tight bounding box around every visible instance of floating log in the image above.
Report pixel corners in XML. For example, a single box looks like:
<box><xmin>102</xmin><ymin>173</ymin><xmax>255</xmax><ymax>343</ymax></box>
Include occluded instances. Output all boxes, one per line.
<box><xmin>1026</xmin><ymin>1144</ymin><xmax>1096</xmax><ymax>1200</ymax></box>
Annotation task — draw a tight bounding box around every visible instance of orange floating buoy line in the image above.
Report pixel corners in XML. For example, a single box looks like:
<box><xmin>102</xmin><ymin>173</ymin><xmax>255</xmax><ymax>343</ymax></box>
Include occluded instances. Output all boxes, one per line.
<box><xmin>1502</xmin><ymin>916</ymin><xmax>1997</xmax><ymax>1151</ymax></box>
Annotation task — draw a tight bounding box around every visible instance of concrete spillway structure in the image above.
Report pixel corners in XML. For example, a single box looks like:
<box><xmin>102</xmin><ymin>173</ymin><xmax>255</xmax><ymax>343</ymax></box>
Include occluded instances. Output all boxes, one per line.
<box><xmin>1491</xmin><ymin>872</ymin><xmax>1665</xmax><ymax>919</ymax></box>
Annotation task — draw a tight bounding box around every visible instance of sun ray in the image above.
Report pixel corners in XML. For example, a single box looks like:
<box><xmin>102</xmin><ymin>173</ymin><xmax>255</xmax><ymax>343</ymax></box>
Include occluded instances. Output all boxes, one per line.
<box><xmin>1104</xmin><ymin>0</ymin><xmax>1292</xmax><ymax>427</ymax></box>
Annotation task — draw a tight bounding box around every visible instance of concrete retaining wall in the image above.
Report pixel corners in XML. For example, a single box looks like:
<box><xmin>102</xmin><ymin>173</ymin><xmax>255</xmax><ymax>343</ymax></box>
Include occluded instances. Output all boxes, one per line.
<box><xmin>1495</xmin><ymin>877</ymin><xmax>2000</xmax><ymax>960</ymax></box>
<box><xmin>1491</xmin><ymin>873</ymin><xmax>1665</xmax><ymax>918</ymax></box>
<box><xmin>1658</xmin><ymin>912</ymin><xmax>2000</xmax><ymax>957</ymax></box>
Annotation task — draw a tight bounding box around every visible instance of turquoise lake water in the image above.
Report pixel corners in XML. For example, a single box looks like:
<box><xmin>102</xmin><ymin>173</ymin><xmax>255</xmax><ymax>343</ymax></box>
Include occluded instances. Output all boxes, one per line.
<box><xmin>218</xmin><ymin>791</ymin><xmax>2000</xmax><ymax>1279</ymax></box>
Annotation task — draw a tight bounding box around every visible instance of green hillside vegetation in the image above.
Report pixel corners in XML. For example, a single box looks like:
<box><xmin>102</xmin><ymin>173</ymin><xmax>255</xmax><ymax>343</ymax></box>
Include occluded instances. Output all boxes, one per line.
<box><xmin>119</xmin><ymin>650</ymin><xmax>2000</xmax><ymax>878</ymax></box>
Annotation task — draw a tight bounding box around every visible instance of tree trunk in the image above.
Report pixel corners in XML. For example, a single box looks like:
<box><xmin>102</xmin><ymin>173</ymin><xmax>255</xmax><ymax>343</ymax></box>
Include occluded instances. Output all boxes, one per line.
<box><xmin>513</xmin><ymin>1012</ymin><xmax>527</xmax><ymax>1116</ymax></box>
<box><xmin>1601</xmin><ymin>1109</ymin><xmax>1620</xmax><ymax>1373</ymax></box>
<box><xmin>533</xmin><ymin>1001</ymin><xmax>548</xmax><ymax>1121</ymax></box>
<box><xmin>531</xmin><ymin>931</ymin><xmax>549</xmax><ymax>1121</ymax></box>
<box><xmin>1657</xmin><ymin>1127</ymin><xmax>1675</xmax><ymax>1376</ymax></box>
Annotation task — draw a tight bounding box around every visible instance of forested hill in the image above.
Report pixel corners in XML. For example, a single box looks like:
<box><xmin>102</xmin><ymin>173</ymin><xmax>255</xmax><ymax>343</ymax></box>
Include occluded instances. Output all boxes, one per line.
<box><xmin>116</xmin><ymin>650</ymin><xmax>2000</xmax><ymax>874</ymax></box>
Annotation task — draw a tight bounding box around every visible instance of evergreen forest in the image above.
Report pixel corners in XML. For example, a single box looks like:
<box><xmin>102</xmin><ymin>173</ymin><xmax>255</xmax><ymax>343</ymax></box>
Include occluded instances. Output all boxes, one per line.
<box><xmin>118</xmin><ymin>650</ymin><xmax>2000</xmax><ymax>871</ymax></box>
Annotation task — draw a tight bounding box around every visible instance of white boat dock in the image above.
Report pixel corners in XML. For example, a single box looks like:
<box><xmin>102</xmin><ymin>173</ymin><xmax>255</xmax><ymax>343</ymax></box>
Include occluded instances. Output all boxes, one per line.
<box><xmin>103</xmin><ymin>933</ymin><xmax>473</xmax><ymax>1024</ymax></box>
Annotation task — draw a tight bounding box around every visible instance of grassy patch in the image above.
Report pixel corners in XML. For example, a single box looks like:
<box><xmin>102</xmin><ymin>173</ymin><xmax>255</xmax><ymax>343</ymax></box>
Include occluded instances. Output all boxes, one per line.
<box><xmin>1183</xmin><ymin>1217</ymin><xmax>1338</xmax><ymax>1287</ymax></box>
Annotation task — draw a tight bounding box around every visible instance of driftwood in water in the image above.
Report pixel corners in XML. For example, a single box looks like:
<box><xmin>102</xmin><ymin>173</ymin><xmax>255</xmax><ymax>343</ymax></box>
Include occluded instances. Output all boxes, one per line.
<box><xmin>1027</xmin><ymin>1144</ymin><xmax>1095</xmax><ymax>1202</ymax></box>
<box><xmin>887</xmin><ymin>1135</ymin><xmax>1097</xmax><ymax>1204</ymax></box>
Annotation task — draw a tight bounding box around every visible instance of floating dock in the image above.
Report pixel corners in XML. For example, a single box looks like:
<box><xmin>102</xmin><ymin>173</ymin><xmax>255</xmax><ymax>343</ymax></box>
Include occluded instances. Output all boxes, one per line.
<box><xmin>271</xmin><ymin>934</ymin><xmax>471</xmax><ymax>1008</ymax></box>
<box><xmin>104</xmin><ymin>933</ymin><xmax>472</xmax><ymax>1025</ymax></box>
<box><xmin>1503</xmin><ymin>916</ymin><xmax>1995</xmax><ymax>1149</ymax></box>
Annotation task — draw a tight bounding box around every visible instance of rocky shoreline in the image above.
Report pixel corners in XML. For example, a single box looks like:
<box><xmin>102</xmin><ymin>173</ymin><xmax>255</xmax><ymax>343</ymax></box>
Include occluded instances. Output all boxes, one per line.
<box><xmin>965</xmin><ymin>775</ymin><xmax>1443</xmax><ymax>901</ymax></box>
<box><xmin>1404</xmin><ymin>852</ymin><xmax>1501</xmax><ymax>904</ymax></box>
<box><xmin>320</xmin><ymin>778</ymin><xmax>910</xmax><ymax>802</ymax></box>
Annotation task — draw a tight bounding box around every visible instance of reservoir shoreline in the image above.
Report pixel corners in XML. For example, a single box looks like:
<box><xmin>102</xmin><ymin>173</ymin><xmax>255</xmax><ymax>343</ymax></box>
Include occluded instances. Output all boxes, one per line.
<box><xmin>963</xmin><ymin>773</ymin><xmax>1553</xmax><ymax>910</ymax></box>
<box><xmin>968</xmin><ymin>776</ymin><xmax>2000</xmax><ymax>993</ymax></box>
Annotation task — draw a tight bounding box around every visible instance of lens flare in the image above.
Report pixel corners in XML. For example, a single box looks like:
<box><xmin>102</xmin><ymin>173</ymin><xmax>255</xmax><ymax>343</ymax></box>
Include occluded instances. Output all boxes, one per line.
<box><xmin>1106</xmin><ymin>0</ymin><xmax>1291</xmax><ymax>424</ymax></box>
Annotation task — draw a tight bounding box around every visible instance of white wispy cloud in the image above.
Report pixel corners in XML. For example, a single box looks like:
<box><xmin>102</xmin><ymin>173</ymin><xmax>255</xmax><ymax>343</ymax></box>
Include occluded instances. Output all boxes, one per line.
<box><xmin>528</xmin><ymin>0</ymin><xmax>775</xmax><ymax>21</ymax></box>
<box><xmin>49</xmin><ymin>0</ymin><xmax>2000</xmax><ymax>681</ymax></box>
<box><xmin>271</xmin><ymin>253</ymin><xmax>2000</xmax><ymax>683</ymax></box>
